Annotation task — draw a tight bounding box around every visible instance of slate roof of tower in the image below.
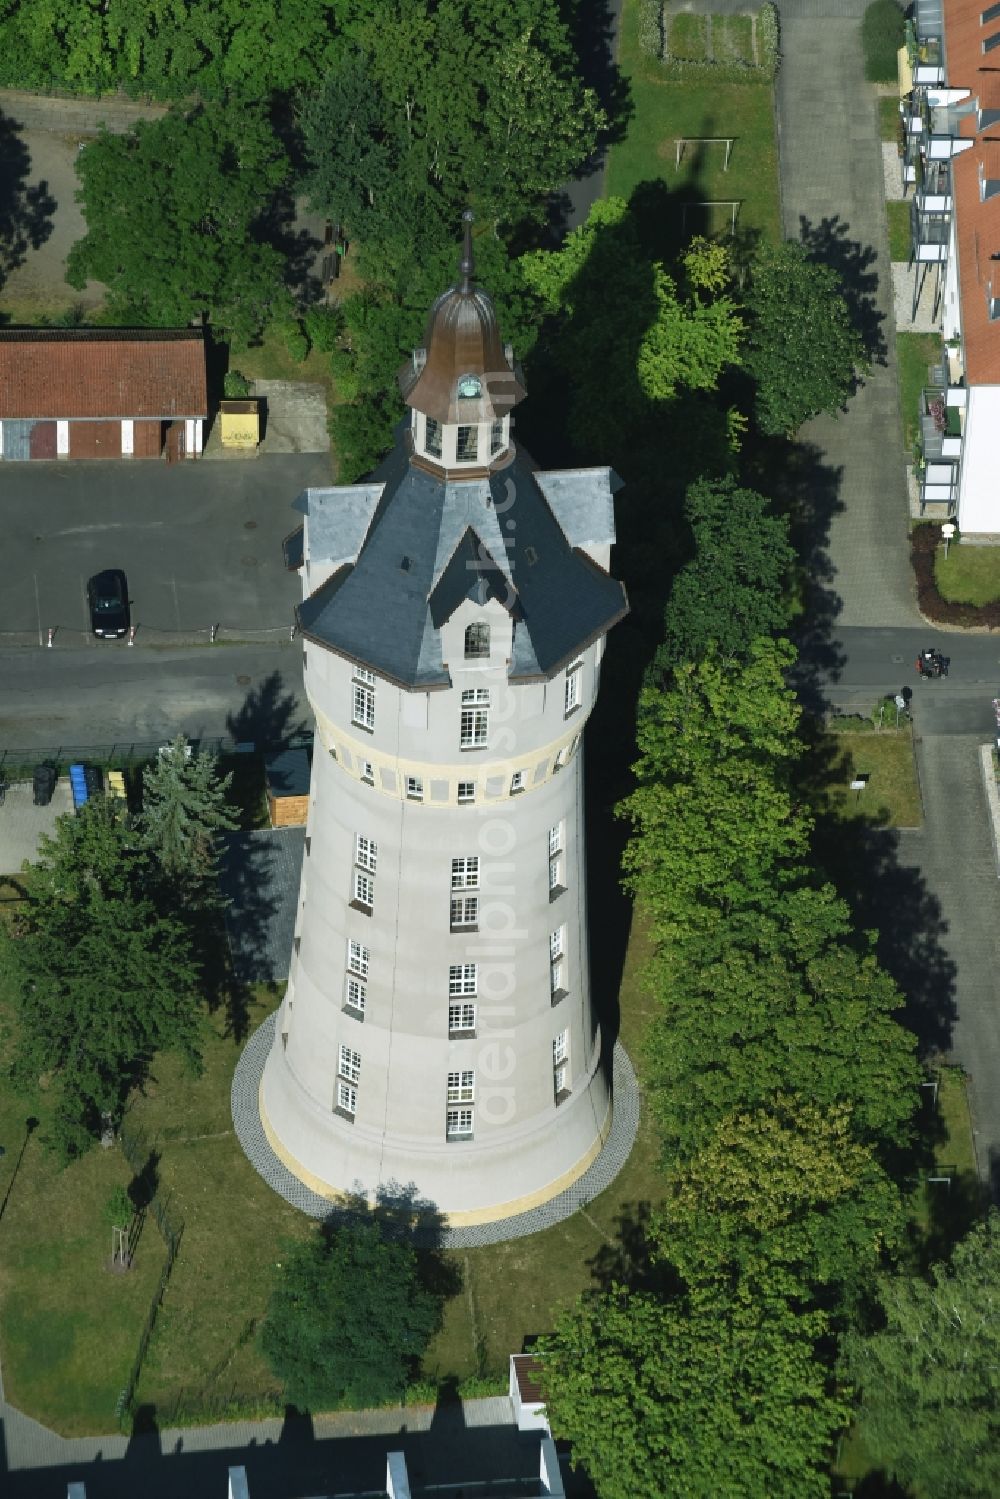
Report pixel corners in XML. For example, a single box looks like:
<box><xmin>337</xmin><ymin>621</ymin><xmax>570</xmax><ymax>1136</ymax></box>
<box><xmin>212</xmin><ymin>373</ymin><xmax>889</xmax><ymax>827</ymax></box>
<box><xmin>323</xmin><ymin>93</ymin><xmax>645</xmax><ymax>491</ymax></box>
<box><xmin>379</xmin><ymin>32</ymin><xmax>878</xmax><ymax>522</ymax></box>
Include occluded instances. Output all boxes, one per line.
<box><xmin>296</xmin><ymin>436</ymin><xmax>628</xmax><ymax>688</ymax></box>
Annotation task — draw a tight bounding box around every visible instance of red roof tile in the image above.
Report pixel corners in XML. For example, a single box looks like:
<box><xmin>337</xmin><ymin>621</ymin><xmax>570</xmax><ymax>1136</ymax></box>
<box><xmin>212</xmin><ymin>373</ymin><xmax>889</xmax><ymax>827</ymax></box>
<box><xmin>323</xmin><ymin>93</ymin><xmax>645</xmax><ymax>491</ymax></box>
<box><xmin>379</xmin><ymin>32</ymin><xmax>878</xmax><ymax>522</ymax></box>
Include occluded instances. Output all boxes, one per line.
<box><xmin>0</xmin><ymin>328</ymin><xmax>208</xmax><ymax>420</ymax></box>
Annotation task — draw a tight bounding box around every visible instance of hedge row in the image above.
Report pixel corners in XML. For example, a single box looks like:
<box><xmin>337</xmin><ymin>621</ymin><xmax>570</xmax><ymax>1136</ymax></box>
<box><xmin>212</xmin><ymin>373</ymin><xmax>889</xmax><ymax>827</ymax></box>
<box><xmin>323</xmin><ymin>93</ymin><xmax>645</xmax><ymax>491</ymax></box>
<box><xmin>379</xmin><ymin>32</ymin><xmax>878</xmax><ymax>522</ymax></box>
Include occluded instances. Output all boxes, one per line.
<box><xmin>911</xmin><ymin>523</ymin><xmax>1000</xmax><ymax>628</ymax></box>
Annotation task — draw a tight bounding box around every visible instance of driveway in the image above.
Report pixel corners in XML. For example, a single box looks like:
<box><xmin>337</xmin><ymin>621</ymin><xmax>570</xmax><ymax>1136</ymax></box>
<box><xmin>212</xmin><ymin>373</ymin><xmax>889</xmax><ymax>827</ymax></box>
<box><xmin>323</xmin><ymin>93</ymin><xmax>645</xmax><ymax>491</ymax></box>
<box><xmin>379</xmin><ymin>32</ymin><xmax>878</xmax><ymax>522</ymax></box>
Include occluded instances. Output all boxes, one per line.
<box><xmin>0</xmin><ymin>455</ymin><xmax>330</xmax><ymax>644</ymax></box>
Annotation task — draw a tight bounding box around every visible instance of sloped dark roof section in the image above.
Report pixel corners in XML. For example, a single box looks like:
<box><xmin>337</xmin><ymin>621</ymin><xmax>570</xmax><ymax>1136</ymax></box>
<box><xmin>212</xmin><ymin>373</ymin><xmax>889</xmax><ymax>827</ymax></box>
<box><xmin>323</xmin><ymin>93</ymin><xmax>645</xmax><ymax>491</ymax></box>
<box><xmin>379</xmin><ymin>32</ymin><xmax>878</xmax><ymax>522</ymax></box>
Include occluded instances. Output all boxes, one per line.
<box><xmin>297</xmin><ymin>440</ymin><xmax>628</xmax><ymax>688</ymax></box>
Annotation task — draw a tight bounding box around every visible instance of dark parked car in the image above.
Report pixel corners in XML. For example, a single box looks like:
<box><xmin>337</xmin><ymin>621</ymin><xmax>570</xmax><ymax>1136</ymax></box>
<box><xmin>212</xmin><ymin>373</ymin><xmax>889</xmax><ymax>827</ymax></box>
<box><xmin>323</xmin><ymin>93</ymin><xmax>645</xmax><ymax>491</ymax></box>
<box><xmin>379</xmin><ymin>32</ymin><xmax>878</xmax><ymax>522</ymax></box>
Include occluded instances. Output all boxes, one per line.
<box><xmin>86</xmin><ymin>570</ymin><xmax>130</xmax><ymax>639</ymax></box>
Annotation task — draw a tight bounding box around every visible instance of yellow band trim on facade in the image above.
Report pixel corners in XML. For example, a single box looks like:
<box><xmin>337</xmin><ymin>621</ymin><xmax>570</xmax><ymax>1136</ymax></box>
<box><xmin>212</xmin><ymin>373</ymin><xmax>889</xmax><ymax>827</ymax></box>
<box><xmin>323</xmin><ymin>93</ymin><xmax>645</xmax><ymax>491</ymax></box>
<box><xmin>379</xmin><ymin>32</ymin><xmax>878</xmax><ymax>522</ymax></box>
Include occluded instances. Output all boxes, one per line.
<box><xmin>314</xmin><ymin>708</ymin><xmax>584</xmax><ymax>806</ymax></box>
<box><xmin>259</xmin><ymin>1077</ymin><xmax>613</xmax><ymax>1227</ymax></box>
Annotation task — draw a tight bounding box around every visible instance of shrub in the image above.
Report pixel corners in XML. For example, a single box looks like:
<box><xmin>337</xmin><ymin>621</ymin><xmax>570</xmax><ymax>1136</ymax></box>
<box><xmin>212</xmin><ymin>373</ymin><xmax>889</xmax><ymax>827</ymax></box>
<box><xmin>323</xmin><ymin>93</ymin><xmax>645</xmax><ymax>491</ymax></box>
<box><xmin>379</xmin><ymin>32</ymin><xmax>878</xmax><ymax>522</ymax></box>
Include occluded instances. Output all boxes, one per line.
<box><xmin>862</xmin><ymin>0</ymin><xmax>905</xmax><ymax>83</ymax></box>
<box><xmin>638</xmin><ymin>0</ymin><xmax>666</xmax><ymax>58</ymax></box>
<box><xmin>223</xmin><ymin>369</ymin><xmax>251</xmax><ymax>398</ymax></box>
<box><xmin>911</xmin><ymin>522</ymin><xmax>1000</xmax><ymax>626</ymax></box>
<box><xmin>303</xmin><ymin>304</ymin><xmax>343</xmax><ymax>353</ymax></box>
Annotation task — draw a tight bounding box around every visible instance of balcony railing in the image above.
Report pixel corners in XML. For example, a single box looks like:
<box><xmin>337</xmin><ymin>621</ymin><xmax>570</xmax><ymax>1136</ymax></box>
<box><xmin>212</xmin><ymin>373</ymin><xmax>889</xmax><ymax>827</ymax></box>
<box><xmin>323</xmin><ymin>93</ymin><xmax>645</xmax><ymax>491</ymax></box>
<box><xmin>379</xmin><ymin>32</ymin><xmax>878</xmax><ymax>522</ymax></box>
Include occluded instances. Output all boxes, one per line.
<box><xmin>920</xmin><ymin>461</ymin><xmax>958</xmax><ymax>513</ymax></box>
<box><xmin>921</xmin><ymin>387</ymin><xmax>963</xmax><ymax>463</ymax></box>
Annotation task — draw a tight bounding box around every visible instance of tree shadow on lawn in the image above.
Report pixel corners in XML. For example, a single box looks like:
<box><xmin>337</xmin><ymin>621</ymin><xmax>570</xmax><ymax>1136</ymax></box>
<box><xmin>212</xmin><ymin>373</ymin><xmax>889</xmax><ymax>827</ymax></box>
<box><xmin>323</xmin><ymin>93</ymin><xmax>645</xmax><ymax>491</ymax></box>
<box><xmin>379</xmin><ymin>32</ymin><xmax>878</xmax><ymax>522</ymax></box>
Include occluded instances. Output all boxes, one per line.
<box><xmin>0</xmin><ymin>111</ymin><xmax>55</xmax><ymax>301</ymax></box>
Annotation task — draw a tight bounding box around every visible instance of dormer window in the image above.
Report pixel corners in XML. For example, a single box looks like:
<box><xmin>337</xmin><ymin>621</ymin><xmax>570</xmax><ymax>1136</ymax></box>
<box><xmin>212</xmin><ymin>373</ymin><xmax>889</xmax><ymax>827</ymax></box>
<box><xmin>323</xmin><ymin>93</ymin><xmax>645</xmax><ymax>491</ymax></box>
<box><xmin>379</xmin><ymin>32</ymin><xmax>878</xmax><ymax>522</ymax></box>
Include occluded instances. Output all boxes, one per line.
<box><xmin>425</xmin><ymin>416</ymin><xmax>442</xmax><ymax>458</ymax></box>
<box><xmin>465</xmin><ymin>622</ymin><xmax>490</xmax><ymax>659</ymax></box>
<box><xmin>457</xmin><ymin>374</ymin><xmax>482</xmax><ymax>399</ymax></box>
<box><xmin>457</xmin><ymin>425</ymin><xmax>479</xmax><ymax>462</ymax></box>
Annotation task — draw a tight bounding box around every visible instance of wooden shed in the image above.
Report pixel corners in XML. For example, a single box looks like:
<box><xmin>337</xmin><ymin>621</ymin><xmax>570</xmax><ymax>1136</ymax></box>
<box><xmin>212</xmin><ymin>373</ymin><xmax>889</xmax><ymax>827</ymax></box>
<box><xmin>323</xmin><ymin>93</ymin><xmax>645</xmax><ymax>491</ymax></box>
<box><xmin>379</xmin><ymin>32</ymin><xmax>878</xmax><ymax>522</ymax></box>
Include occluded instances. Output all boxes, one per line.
<box><xmin>265</xmin><ymin>746</ymin><xmax>312</xmax><ymax>827</ymax></box>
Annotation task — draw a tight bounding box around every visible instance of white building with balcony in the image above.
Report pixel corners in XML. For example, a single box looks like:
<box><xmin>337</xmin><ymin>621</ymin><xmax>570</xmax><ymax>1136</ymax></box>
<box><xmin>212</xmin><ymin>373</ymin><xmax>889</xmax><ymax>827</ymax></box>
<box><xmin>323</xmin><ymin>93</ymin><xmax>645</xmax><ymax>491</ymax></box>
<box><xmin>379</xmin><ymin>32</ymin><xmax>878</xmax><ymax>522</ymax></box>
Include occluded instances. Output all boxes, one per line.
<box><xmin>255</xmin><ymin>219</ymin><xmax>628</xmax><ymax>1226</ymax></box>
<box><xmin>902</xmin><ymin>0</ymin><xmax>1000</xmax><ymax>533</ymax></box>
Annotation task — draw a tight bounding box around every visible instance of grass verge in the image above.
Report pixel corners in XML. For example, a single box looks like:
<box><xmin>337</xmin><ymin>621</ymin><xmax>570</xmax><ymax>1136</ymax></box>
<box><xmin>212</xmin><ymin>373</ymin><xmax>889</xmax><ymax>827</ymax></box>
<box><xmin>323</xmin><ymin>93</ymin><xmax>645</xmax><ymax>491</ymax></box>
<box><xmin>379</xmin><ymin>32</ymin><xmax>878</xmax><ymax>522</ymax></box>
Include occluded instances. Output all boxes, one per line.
<box><xmin>607</xmin><ymin>0</ymin><xmax>781</xmax><ymax>244</ymax></box>
<box><xmin>819</xmin><ymin>721</ymin><xmax>922</xmax><ymax>828</ymax></box>
<box><xmin>886</xmin><ymin>198</ymin><xmax>911</xmax><ymax>262</ymax></box>
<box><xmin>934</xmin><ymin>544</ymin><xmax>1000</xmax><ymax>606</ymax></box>
<box><xmin>879</xmin><ymin>95</ymin><xmax>902</xmax><ymax>142</ymax></box>
<box><xmin>896</xmin><ymin>331</ymin><xmax>940</xmax><ymax>452</ymax></box>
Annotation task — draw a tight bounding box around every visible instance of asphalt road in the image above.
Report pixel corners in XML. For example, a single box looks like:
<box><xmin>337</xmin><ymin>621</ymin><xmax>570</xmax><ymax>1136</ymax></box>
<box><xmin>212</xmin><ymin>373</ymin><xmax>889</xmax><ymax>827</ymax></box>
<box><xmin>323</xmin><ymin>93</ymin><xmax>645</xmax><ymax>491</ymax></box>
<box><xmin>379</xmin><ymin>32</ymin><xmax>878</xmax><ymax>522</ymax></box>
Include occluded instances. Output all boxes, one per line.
<box><xmin>0</xmin><ymin>455</ymin><xmax>330</xmax><ymax>644</ymax></box>
<box><xmin>0</xmin><ymin>644</ymin><xmax>309</xmax><ymax>752</ymax></box>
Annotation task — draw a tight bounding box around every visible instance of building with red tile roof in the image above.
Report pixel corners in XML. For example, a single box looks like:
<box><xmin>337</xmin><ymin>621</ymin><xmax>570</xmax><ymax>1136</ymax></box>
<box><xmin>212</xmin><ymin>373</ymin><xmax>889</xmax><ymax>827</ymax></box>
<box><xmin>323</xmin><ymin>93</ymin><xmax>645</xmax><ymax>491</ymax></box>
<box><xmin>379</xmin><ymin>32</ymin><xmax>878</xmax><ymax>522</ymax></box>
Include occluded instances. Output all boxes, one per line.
<box><xmin>0</xmin><ymin>327</ymin><xmax>208</xmax><ymax>461</ymax></box>
<box><xmin>899</xmin><ymin>0</ymin><xmax>1000</xmax><ymax>529</ymax></box>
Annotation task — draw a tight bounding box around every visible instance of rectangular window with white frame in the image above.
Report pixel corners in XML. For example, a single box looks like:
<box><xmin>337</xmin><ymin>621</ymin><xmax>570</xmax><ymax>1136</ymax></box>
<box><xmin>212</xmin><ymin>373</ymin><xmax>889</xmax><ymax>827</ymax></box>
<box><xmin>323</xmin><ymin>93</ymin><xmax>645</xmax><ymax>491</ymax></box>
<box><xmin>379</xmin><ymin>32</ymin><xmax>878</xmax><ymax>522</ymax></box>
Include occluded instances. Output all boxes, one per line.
<box><xmin>564</xmin><ymin>659</ymin><xmax>583</xmax><ymax>715</ymax></box>
<box><xmin>447</xmin><ymin>1069</ymin><xmax>475</xmax><ymax>1103</ymax></box>
<box><xmin>460</xmin><ymin>688</ymin><xmax>490</xmax><ymax>749</ymax></box>
<box><xmin>549</xmin><ymin>853</ymin><xmax>563</xmax><ymax>896</ymax></box>
<box><xmin>337</xmin><ymin>1081</ymin><xmax>357</xmax><ymax>1117</ymax></box>
<box><xmin>449</xmin><ymin>963</ymin><xmax>477</xmax><ymax>996</ymax></box>
<box><xmin>458</xmin><ymin>781</ymin><xmax>476</xmax><ymax>804</ymax></box>
<box><xmin>550</xmin><ymin>927</ymin><xmax>567</xmax><ymax>1000</ymax></box>
<box><xmin>355</xmin><ymin>835</ymin><xmax>377</xmax><ymax>873</ymax></box>
<box><xmin>451</xmin><ymin>856</ymin><xmax>480</xmax><ymax>890</ymax></box>
<box><xmin>406</xmin><ymin>775</ymin><xmax>424</xmax><ymax>801</ymax></box>
<box><xmin>347</xmin><ymin>940</ymin><xmax>369</xmax><ymax>979</ymax></box>
<box><xmin>353</xmin><ymin>870</ymin><xmax>375</xmax><ymax>910</ymax></box>
<box><xmin>510</xmin><ymin>770</ymin><xmax>525</xmax><ymax>794</ymax></box>
<box><xmin>448</xmin><ymin>1001</ymin><xmax>477</xmax><ymax>1036</ymax></box>
<box><xmin>554</xmin><ymin>1062</ymin><xmax>569</xmax><ymax>1099</ymax></box>
<box><xmin>344</xmin><ymin>975</ymin><xmax>366</xmax><ymax>1016</ymax></box>
<box><xmin>450</xmin><ymin>894</ymin><xmax>479</xmax><ymax>930</ymax></box>
<box><xmin>446</xmin><ymin>1107</ymin><xmax>474</xmax><ymax>1139</ymax></box>
<box><xmin>360</xmin><ymin>760</ymin><xmax>375</xmax><ymax>785</ymax></box>
<box><xmin>352</xmin><ymin>681</ymin><xmax>375</xmax><ymax>732</ymax></box>
<box><xmin>338</xmin><ymin>1044</ymin><xmax>361</xmax><ymax>1084</ymax></box>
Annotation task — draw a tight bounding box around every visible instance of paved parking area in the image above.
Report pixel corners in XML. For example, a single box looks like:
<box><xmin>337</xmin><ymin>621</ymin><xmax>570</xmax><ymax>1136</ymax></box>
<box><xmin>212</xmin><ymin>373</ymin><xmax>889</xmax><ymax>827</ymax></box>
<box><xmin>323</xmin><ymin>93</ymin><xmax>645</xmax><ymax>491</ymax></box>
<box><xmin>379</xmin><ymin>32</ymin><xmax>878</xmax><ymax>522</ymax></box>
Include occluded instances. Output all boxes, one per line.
<box><xmin>0</xmin><ymin>778</ymin><xmax>72</xmax><ymax>874</ymax></box>
<box><xmin>0</xmin><ymin>454</ymin><xmax>330</xmax><ymax>643</ymax></box>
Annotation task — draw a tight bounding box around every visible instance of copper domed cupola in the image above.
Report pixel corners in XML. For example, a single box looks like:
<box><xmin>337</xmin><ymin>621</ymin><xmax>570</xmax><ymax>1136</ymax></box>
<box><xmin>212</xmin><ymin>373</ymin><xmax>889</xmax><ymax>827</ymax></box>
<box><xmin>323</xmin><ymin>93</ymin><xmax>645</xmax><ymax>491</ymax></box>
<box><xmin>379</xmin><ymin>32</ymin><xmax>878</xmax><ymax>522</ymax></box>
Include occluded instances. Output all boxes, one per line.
<box><xmin>399</xmin><ymin>211</ymin><xmax>526</xmax><ymax>474</ymax></box>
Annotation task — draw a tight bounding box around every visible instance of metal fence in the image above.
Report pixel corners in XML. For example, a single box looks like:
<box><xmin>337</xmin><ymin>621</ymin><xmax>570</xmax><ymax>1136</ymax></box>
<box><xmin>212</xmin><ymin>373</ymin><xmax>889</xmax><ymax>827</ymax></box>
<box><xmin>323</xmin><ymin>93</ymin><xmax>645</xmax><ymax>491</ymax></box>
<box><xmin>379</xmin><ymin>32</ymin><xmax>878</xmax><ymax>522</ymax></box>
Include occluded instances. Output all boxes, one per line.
<box><xmin>0</xmin><ymin>731</ymin><xmax>314</xmax><ymax>778</ymax></box>
<box><xmin>114</xmin><ymin>1121</ymin><xmax>185</xmax><ymax>1425</ymax></box>
<box><xmin>0</xmin><ymin>623</ymin><xmax>297</xmax><ymax>650</ymax></box>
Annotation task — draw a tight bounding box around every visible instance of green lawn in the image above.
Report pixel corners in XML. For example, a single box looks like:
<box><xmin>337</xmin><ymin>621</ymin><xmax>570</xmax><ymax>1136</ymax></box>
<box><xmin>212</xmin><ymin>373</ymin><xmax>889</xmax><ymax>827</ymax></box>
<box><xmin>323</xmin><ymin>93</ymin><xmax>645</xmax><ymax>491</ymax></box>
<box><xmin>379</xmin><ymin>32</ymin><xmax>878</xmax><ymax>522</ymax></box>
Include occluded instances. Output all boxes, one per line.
<box><xmin>896</xmin><ymin>331</ymin><xmax>940</xmax><ymax>452</ymax></box>
<box><xmin>668</xmin><ymin>13</ymin><xmax>707</xmax><ymax>61</ymax></box>
<box><xmin>879</xmin><ymin>94</ymin><xmax>902</xmax><ymax>142</ymax></box>
<box><xmin>886</xmin><ymin>198</ymin><xmax>911</xmax><ymax>262</ymax></box>
<box><xmin>821</xmin><ymin>724</ymin><xmax>922</xmax><ymax>828</ymax></box>
<box><xmin>607</xmin><ymin>0</ymin><xmax>781</xmax><ymax>244</ymax></box>
<box><xmin>934</xmin><ymin>543</ymin><xmax>1000</xmax><ymax>605</ymax></box>
<box><xmin>0</xmin><ymin>906</ymin><xmax>165</xmax><ymax>1435</ymax></box>
<box><xmin>0</xmin><ymin>906</ymin><xmax>663</xmax><ymax>1432</ymax></box>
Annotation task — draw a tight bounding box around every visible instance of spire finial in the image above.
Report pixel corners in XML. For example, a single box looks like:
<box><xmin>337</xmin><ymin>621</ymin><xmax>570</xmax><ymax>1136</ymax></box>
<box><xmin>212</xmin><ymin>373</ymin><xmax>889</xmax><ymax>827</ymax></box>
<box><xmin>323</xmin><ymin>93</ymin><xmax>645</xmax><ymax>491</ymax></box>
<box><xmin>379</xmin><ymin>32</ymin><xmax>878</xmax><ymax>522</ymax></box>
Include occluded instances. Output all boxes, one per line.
<box><xmin>459</xmin><ymin>209</ymin><xmax>475</xmax><ymax>293</ymax></box>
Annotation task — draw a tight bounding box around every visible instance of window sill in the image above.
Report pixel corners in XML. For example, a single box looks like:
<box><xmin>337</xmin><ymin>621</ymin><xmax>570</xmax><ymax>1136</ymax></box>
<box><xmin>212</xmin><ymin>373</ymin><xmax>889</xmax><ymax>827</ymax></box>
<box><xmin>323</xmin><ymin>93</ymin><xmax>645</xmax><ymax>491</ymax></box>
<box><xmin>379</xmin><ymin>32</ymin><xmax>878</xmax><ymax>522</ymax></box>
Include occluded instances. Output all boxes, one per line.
<box><xmin>549</xmin><ymin>885</ymin><xmax>566</xmax><ymax>902</ymax></box>
<box><xmin>446</xmin><ymin>1134</ymin><xmax>475</xmax><ymax>1144</ymax></box>
<box><xmin>349</xmin><ymin>899</ymin><xmax>373</xmax><ymax>916</ymax></box>
<box><xmin>555</xmin><ymin>1088</ymin><xmax>572</xmax><ymax>1106</ymax></box>
<box><xmin>459</xmin><ymin>745</ymin><xmax>489</xmax><ymax>753</ymax></box>
<box><xmin>451</xmin><ymin>924</ymin><xmax>479</xmax><ymax>934</ymax></box>
<box><xmin>563</xmin><ymin>703</ymin><xmax>581</xmax><ymax>720</ymax></box>
<box><xmin>342</xmin><ymin>1004</ymin><xmax>365</xmax><ymax>1022</ymax></box>
<box><xmin>449</xmin><ymin>1029</ymin><xmax>477</xmax><ymax>1041</ymax></box>
<box><xmin>551</xmin><ymin>989</ymin><xmax>568</xmax><ymax>1005</ymax></box>
<box><xmin>351</xmin><ymin>721</ymin><xmax>375</xmax><ymax>735</ymax></box>
<box><xmin>334</xmin><ymin>1106</ymin><xmax>356</xmax><ymax>1124</ymax></box>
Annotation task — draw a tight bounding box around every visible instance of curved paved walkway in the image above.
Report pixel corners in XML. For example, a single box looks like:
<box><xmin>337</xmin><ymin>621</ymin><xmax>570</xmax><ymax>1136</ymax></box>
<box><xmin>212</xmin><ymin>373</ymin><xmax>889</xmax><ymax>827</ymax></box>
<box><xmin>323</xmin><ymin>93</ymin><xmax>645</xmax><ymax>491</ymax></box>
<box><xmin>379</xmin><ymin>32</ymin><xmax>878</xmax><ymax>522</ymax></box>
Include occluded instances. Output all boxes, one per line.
<box><xmin>232</xmin><ymin>1014</ymin><xmax>640</xmax><ymax>1249</ymax></box>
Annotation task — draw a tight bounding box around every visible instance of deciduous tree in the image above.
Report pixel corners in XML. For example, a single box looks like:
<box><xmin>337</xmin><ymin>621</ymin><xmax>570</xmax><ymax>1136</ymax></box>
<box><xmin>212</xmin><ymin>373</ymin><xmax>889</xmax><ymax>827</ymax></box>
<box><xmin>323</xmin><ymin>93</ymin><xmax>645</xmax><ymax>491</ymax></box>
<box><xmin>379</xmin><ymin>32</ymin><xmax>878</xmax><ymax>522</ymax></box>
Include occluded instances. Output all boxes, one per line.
<box><xmin>744</xmin><ymin>239</ymin><xmax>866</xmax><ymax>436</ymax></box>
<box><xmin>655</xmin><ymin>476</ymin><xmax>796</xmax><ymax>668</ymax></box>
<box><xmin>261</xmin><ymin>1221</ymin><xmax>440</xmax><ymax>1408</ymax></box>
<box><xmin>846</xmin><ymin>1214</ymin><xmax>1000</xmax><ymax>1498</ymax></box>
<box><xmin>67</xmin><ymin>103</ymin><xmax>291</xmax><ymax>345</ymax></box>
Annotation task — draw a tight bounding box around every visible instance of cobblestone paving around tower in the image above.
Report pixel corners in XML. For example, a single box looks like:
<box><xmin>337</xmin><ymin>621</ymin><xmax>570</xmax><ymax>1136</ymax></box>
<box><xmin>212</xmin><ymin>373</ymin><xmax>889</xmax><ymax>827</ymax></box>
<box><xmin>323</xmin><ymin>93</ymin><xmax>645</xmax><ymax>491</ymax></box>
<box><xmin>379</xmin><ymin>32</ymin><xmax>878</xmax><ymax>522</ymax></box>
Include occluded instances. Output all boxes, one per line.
<box><xmin>232</xmin><ymin>1015</ymin><xmax>641</xmax><ymax>1248</ymax></box>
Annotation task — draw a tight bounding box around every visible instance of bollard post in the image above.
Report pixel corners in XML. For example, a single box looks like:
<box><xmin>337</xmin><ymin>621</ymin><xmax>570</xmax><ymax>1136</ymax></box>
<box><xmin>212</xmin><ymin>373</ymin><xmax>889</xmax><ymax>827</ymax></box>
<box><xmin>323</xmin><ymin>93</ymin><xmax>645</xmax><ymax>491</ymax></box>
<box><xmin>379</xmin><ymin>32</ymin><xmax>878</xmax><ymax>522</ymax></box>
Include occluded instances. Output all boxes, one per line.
<box><xmin>46</xmin><ymin>628</ymin><xmax>53</xmax><ymax>649</ymax></box>
<box><xmin>289</xmin><ymin>623</ymin><xmax>296</xmax><ymax>642</ymax></box>
<box><xmin>210</xmin><ymin>623</ymin><xmax>219</xmax><ymax>644</ymax></box>
<box><xmin>127</xmin><ymin>625</ymin><xmax>136</xmax><ymax>647</ymax></box>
